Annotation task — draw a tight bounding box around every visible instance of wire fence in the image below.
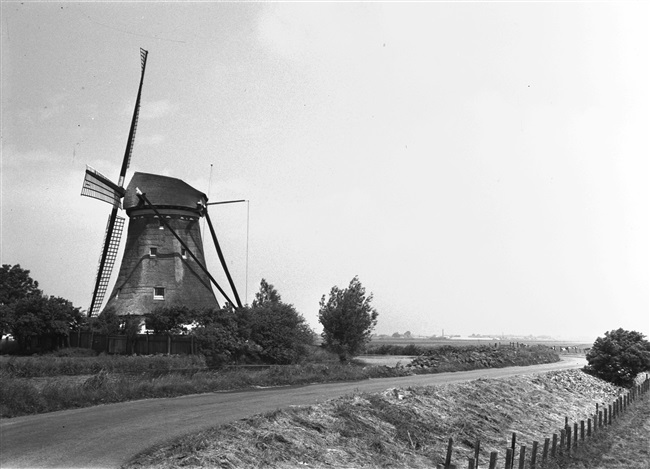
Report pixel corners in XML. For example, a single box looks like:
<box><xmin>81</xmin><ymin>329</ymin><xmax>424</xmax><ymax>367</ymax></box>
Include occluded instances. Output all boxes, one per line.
<box><xmin>435</xmin><ymin>375</ymin><xmax>650</xmax><ymax>469</ymax></box>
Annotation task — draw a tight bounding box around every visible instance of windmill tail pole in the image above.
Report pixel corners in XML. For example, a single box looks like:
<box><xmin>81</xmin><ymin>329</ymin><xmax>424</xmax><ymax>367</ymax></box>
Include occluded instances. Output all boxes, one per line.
<box><xmin>135</xmin><ymin>189</ymin><xmax>236</xmax><ymax>307</ymax></box>
<box><xmin>204</xmin><ymin>209</ymin><xmax>243</xmax><ymax>308</ymax></box>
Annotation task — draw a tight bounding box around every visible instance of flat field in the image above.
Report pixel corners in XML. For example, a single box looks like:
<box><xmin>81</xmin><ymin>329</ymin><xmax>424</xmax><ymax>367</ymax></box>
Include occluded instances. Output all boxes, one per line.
<box><xmin>369</xmin><ymin>337</ymin><xmax>592</xmax><ymax>349</ymax></box>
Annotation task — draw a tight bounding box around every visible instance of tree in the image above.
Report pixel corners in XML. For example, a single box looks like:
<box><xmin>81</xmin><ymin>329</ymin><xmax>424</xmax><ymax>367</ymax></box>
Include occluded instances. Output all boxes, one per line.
<box><xmin>252</xmin><ymin>278</ymin><xmax>282</xmax><ymax>307</ymax></box>
<box><xmin>9</xmin><ymin>295</ymin><xmax>83</xmax><ymax>351</ymax></box>
<box><xmin>584</xmin><ymin>328</ymin><xmax>650</xmax><ymax>388</ymax></box>
<box><xmin>1</xmin><ymin>264</ymin><xmax>42</xmax><ymax>336</ymax></box>
<box><xmin>0</xmin><ymin>264</ymin><xmax>41</xmax><ymax>306</ymax></box>
<box><xmin>249</xmin><ymin>279</ymin><xmax>314</xmax><ymax>364</ymax></box>
<box><xmin>318</xmin><ymin>276</ymin><xmax>378</xmax><ymax>362</ymax></box>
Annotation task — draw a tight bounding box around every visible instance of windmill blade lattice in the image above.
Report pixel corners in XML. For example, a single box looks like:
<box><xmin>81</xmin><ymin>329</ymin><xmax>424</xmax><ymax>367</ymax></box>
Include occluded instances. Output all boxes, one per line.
<box><xmin>81</xmin><ymin>166</ymin><xmax>125</xmax><ymax>208</ymax></box>
<box><xmin>89</xmin><ymin>215</ymin><xmax>125</xmax><ymax>316</ymax></box>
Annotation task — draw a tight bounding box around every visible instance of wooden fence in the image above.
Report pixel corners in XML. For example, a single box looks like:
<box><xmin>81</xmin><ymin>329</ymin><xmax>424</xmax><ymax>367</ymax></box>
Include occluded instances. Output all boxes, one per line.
<box><xmin>436</xmin><ymin>375</ymin><xmax>650</xmax><ymax>469</ymax></box>
<box><xmin>69</xmin><ymin>330</ymin><xmax>196</xmax><ymax>355</ymax></box>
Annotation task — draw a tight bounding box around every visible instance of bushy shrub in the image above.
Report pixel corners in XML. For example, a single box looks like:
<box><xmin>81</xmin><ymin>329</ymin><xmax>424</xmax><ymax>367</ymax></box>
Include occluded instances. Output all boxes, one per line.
<box><xmin>584</xmin><ymin>328</ymin><xmax>650</xmax><ymax>388</ymax></box>
<box><xmin>193</xmin><ymin>307</ymin><xmax>253</xmax><ymax>367</ymax></box>
<box><xmin>144</xmin><ymin>306</ymin><xmax>195</xmax><ymax>334</ymax></box>
<box><xmin>249</xmin><ymin>301</ymin><xmax>314</xmax><ymax>364</ymax></box>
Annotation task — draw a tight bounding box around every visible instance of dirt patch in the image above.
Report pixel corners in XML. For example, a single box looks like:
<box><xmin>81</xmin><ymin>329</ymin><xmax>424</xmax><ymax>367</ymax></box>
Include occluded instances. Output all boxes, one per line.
<box><xmin>357</xmin><ymin>355</ymin><xmax>416</xmax><ymax>367</ymax></box>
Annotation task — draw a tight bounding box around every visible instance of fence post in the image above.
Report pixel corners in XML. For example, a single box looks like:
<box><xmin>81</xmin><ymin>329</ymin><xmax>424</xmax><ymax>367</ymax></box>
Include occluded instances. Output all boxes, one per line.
<box><xmin>510</xmin><ymin>433</ymin><xmax>517</xmax><ymax>468</ymax></box>
<box><xmin>505</xmin><ymin>448</ymin><xmax>513</xmax><ymax>469</ymax></box>
<box><xmin>518</xmin><ymin>446</ymin><xmax>526</xmax><ymax>469</ymax></box>
<box><xmin>566</xmin><ymin>427</ymin><xmax>572</xmax><ymax>453</ymax></box>
<box><xmin>488</xmin><ymin>452</ymin><xmax>498</xmax><ymax>469</ymax></box>
<box><xmin>474</xmin><ymin>439</ymin><xmax>480</xmax><ymax>469</ymax></box>
<box><xmin>551</xmin><ymin>434</ymin><xmax>558</xmax><ymax>457</ymax></box>
<box><xmin>608</xmin><ymin>404</ymin><xmax>612</xmax><ymax>425</ymax></box>
<box><xmin>468</xmin><ymin>458</ymin><xmax>475</xmax><ymax>469</ymax></box>
<box><xmin>580</xmin><ymin>420</ymin><xmax>585</xmax><ymax>442</ymax></box>
<box><xmin>619</xmin><ymin>396</ymin><xmax>623</xmax><ymax>414</ymax></box>
<box><xmin>531</xmin><ymin>441</ymin><xmax>538</xmax><ymax>469</ymax></box>
<box><xmin>573</xmin><ymin>422</ymin><xmax>578</xmax><ymax>448</ymax></box>
<box><xmin>559</xmin><ymin>429</ymin><xmax>566</xmax><ymax>455</ymax></box>
<box><xmin>587</xmin><ymin>418</ymin><xmax>592</xmax><ymax>437</ymax></box>
<box><xmin>542</xmin><ymin>438</ymin><xmax>549</xmax><ymax>462</ymax></box>
<box><xmin>445</xmin><ymin>437</ymin><xmax>454</xmax><ymax>468</ymax></box>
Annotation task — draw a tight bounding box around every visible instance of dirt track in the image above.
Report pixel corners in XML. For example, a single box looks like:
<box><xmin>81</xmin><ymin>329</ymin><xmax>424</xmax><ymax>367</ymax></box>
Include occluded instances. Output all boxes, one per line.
<box><xmin>0</xmin><ymin>356</ymin><xmax>586</xmax><ymax>469</ymax></box>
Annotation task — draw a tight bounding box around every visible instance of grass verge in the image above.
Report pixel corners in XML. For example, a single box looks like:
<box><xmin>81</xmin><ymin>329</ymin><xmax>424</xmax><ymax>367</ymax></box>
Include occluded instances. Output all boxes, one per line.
<box><xmin>542</xmin><ymin>391</ymin><xmax>650</xmax><ymax>469</ymax></box>
<box><xmin>0</xmin><ymin>363</ymin><xmax>410</xmax><ymax>418</ymax></box>
<box><xmin>0</xmin><ymin>346</ymin><xmax>559</xmax><ymax>418</ymax></box>
<box><xmin>0</xmin><ymin>351</ymin><xmax>207</xmax><ymax>377</ymax></box>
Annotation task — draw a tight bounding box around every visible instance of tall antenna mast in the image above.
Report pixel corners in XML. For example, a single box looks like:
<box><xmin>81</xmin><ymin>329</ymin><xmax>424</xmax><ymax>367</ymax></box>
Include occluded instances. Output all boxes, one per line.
<box><xmin>245</xmin><ymin>200</ymin><xmax>249</xmax><ymax>305</ymax></box>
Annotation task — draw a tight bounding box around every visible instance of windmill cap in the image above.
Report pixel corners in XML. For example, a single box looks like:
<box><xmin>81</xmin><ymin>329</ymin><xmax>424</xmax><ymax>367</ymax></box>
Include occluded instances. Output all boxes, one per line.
<box><xmin>123</xmin><ymin>172</ymin><xmax>208</xmax><ymax>213</ymax></box>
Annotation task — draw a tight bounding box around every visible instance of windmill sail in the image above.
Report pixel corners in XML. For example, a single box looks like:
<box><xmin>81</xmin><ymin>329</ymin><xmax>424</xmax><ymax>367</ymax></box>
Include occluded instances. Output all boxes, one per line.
<box><xmin>83</xmin><ymin>48</ymin><xmax>149</xmax><ymax>317</ymax></box>
<box><xmin>81</xmin><ymin>166</ymin><xmax>125</xmax><ymax>208</ymax></box>
<box><xmin>119</xmin><ymin>48</ymin><xmax>148</xmax><ymax>186</ymax></box>
<box><xmin>89</xmin><ymin>214</ymin><xmax>125</xmax><ymax>316</ymax></box>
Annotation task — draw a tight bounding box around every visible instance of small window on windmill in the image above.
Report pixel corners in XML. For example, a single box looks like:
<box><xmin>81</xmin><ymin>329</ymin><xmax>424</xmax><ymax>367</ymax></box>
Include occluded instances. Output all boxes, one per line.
<box><xmin>158</xmin><ymin>218</ymin><xmax>164</xmax><ymax>230</ymax></box>
<box><xmin>153</xmin><ymin>287</ymin><xmax>165</xmax><ymax>300</ymax></box>
<box><xmin>181</xmin><ymin>247</ymin><xmax>187</xmax><ymax>259</ymax></box>
<box><xmin>149</xmin><ymin>247</ymin><xmax>157</xmax><ymax>257</ymax></box>
<box><xmin>116</xmin><ymin>288</ymin><xmax>121</xmax><ymax>299</ymax></box>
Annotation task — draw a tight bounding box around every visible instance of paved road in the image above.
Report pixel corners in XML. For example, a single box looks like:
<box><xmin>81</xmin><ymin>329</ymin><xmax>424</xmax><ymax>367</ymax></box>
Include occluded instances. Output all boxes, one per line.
<box><xmin>0</xmin><ymin>356</ymin><xmax>586</xmax><ymax>468</ymax></box>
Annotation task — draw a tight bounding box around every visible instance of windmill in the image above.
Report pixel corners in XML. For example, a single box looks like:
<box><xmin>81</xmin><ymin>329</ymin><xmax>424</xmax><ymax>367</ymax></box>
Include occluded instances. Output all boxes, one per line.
<box><xmin>81</xmin><ymin>49</ymin><xmax>242</xmax><ymax>318</ymax></box>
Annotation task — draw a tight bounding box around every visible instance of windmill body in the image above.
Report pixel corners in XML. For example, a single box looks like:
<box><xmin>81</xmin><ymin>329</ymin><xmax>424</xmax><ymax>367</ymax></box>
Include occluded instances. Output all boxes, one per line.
<box><xmin>81</xmin><ymin>49</ymin><xmax>242</xmax><ymax>319</ymax></box>
<box><xmin>103</xmin><ymin>172</ymin><xmax>219</xmax><ymax>316</ymax></box>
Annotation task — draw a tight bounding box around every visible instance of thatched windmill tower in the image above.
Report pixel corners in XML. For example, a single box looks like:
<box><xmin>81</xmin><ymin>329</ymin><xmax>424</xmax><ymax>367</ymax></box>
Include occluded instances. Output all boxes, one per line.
<box><xmin>81</xmin><ymin>49</ymin><xmax>241</xmax><ymax>317</ymax></box>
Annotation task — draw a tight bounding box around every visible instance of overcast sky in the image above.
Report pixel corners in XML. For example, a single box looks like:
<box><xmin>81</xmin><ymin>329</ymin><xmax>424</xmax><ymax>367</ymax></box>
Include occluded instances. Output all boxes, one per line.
<box><xmin>2</xmin><ymin>2</ymin><xmax>648</xmax><ymax>341</ymax></box>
